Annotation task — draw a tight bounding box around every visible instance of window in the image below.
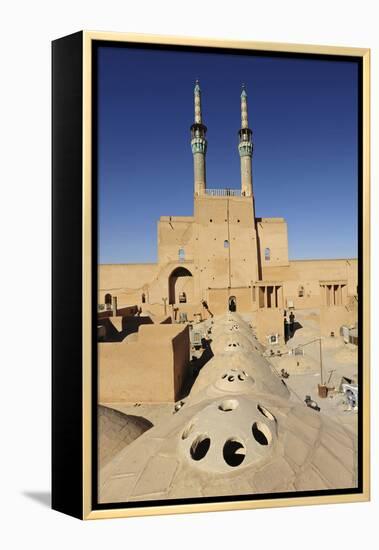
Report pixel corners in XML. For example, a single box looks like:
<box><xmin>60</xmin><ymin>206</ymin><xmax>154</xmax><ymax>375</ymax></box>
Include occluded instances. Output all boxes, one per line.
<box><xmin>264</xmin><ymin>247</ymin><xmax>270</xmax><ymax>261</ymax></box>
<box><xmin>224</xmin><ymin>240</ymin><xmax>229</xmax><ymax>248</ymax></box>
<box><xmin>298</xmin><ymin>286</ymin><xmax>304</xmax><ymax>298</ymax></box>
<box><xmin>141</xmin><ymin>293</ymin><xmax>146</xmax><ymax>303</ymax></box>
<box><xmin>178</xmin><ymin>248</ymin><xmax>185</xmax><ymax>262</ymax></box>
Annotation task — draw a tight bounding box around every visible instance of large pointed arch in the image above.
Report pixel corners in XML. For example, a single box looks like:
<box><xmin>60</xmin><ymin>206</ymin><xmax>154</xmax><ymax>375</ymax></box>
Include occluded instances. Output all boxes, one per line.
<box><xmin>168</xmin><ymin>266</ymin><xmax>193</xmax><ymax>305</ymax></box>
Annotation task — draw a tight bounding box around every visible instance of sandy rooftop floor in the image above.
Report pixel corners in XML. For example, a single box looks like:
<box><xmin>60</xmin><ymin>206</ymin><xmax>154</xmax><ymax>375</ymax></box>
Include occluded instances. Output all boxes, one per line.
<box><xmin>267</xmin><ymin>309</ymin><xmax>358</xmax><ymax>437</ymax></box>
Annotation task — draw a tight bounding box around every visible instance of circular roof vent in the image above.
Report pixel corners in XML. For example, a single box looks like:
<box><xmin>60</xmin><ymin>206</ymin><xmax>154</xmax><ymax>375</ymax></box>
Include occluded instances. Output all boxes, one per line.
<box><xmin>180</xmin><ymin>396</ymin><xmax>276</xmax><ymax>473</ymax></box>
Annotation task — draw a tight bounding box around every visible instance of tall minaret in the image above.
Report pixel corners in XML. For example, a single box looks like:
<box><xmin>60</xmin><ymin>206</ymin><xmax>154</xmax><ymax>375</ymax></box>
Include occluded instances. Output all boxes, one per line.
<box><xmin>238</xmin><ymin>84</ymin><xmax>254</xmax><ymax>197</ymax></box>
<box><xmin>190</xmin><ymin>80</ymin><xmax>207</xmax><ymax>195</ymax></box>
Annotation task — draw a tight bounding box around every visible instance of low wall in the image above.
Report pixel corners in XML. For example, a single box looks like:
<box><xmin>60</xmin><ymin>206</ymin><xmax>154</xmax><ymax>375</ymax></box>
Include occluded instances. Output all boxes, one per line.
<box><xmin>170</xmin><ymin>303</ymin><xmax>209</xmax><ymax>322</ymax></box>
<box><xmin>97</xmin><ymin>315</ymin><xmax>155</xmax><ymax>342</ymax></box>
<box><xmin>320</xmin><ymin>306</ymin><xmax>357</xmax><ymax>337</ymax></box>
<box><xmin>98</xmin><ymin>305</ymin><xmax>138</xmax><ymax>320</ymax></box>
<box><xmin>141</xmin><ymin>303</ymin><xmax>167</xmax><ymax>317</ymax></box>
<box><xmin>207</xmin><ymin>287</ymin><xmax>253</xmax><ymax>315</ymax></box>
<box><xmin>98</xmin><ymin>324</ymin><xmax>190</xmax><ymax>403</ymax></box>
<box><xmin>254</xmin><ymin>308</ymin><xmax>285</xmax><ymax>345</ymax></box>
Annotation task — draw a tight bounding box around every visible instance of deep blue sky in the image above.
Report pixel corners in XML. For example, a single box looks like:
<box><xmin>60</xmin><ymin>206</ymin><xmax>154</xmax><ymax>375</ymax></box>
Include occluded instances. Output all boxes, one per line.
<box><xmin>97</xmin><ymin>46</ymin><xmax>358</xmax><ymax>264</ymax></box>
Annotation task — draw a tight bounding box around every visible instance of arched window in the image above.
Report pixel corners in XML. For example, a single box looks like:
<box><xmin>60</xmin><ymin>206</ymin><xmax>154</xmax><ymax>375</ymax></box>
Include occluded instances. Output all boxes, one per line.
<box><xmin>141</xmin><ymin>292</ymin><xmax>146</xmax><ymax>303</ymax></box>
<box><xmin>298</xmin><ymin>286</ymin><xmax>304</xmax><ymax>298</ymax></box>
<box><xmin>179</xmin><ymin>292</ymin><xmax>187</xmax><ymax>303</ymax></box>
<box><xmin>224</xmin><ymin>239</ymin><xmax>229</xmax><ymax>248</ymax></box>
<box><xmin>264</xmin><ymin>247</ymin><xmax>271</xmax><ymax>261</ymax></box>
<box><xmin>178</xmin><ymin>248</ymin><xmax>185</xmax><ymax>262</ymax></box>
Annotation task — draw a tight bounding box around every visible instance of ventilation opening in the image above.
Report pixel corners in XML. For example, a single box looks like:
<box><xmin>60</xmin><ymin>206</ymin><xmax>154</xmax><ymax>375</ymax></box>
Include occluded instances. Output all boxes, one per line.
<box><xmin>252</xmin><ymin>422</ymin><xmax>272</xmax><ymax>446</ymax></box>
<box><xmin>228</xmin><ymin>342</ymin><xmax>240</xmax><ymax>348</ymax></box>
<box><xmin>190</xmin><ymin>435</ymin><xmax>211</xmax><ymax>461</ymax></box>
<box><xmin>227</xmin><ymin>375</ymin><xmax>235</xmax><ymax>382</ymax></box>
<box><xmin>223</xmin><ymin>438</ymin><xmax>246</xmax><ymax>467</ymax></box>
<box><xmin>237</xmin><ymin>374</ymin><xmax>245</xmax><ymax>381</ymax></box>
<box><xmin>257</xmin><ymin>404</ymin><xmax>275</xmax><ymax>422</ymax></box>
<box><xmin>218</xmin><ymin>399</ymin><xmax>239</xmax><ymax>412</ymax></box>
<box><xmin>182</xmin><ymin>423</ymin><xmax>195</xmax><ymax>440</ymax></box>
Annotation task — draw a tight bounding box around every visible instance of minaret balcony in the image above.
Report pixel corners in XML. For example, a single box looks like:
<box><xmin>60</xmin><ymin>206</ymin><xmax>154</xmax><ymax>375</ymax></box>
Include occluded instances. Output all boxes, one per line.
<box><xmin>190</xmin><ymin>122</ymin><xmax>207</xmax><ymax>138</ymax></box>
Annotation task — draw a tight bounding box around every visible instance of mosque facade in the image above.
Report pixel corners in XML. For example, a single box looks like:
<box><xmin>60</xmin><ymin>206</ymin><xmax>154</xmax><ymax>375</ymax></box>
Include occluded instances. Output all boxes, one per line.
<box><xmin>99</xmin><ymin>82</ymin><xmax>358</xmax><ymax>342</ymax></box>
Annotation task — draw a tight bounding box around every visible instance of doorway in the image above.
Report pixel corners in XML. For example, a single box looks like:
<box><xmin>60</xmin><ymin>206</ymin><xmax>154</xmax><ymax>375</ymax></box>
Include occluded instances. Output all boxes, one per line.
<box><xmin>168</xmin><ymin>267</ymin><xmax>193</xmax><ymax>305</ymax></box>
<box><xmin>228</xmin><ymin>295</ymin><xmax>237</xmax><ymax>312</ymax></box>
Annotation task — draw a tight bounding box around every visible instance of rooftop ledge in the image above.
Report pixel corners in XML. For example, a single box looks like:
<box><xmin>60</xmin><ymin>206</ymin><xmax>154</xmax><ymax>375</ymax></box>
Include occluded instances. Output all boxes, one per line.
<box><xmin>159</xmin><ymin>216</ymin><xmax>194</xmax><ymax>222</ymax></box>
<box><xmin>256</xmin><ymin>217</ymin><xmax>285</xmax><ymax>223</ymax></box>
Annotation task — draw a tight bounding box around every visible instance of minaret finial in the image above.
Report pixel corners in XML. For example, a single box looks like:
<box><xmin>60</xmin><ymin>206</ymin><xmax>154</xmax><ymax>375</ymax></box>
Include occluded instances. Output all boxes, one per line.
<box><xmin>194</xmin><ymin>79</ymin><xmax>202</xmax><ymax>124</ymax></box>
<box><xmin>240</xmin><ymin>83</ymin><xmax>249</xmax><ymax>129</ymax></box>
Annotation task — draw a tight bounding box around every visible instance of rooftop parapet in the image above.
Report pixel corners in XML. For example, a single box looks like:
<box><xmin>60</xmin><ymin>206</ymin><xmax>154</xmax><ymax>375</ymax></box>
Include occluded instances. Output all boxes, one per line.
<box><xmin>199</xmin><ymin>188</ymin><xmax>242</xmax><ymax>197</ymax></box>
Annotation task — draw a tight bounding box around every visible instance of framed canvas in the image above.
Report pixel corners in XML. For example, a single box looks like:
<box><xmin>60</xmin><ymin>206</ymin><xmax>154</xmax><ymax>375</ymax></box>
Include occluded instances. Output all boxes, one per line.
<box><xmin>52</xmin><ymin>31</ymin><xmax>370</xmax><ymax>520</ymax></box>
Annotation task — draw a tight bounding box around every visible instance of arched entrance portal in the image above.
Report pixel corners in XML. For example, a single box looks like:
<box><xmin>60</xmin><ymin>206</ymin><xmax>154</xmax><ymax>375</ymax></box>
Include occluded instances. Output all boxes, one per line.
<box><xmin>168</xmin><ymin>267</ymin><xmax>193</xmax><ymax>305</ymax></box>
<box><xmin>228</xmin><ymin>295</ymin><xmax>237</xmax><ymax>312</ymax></box>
